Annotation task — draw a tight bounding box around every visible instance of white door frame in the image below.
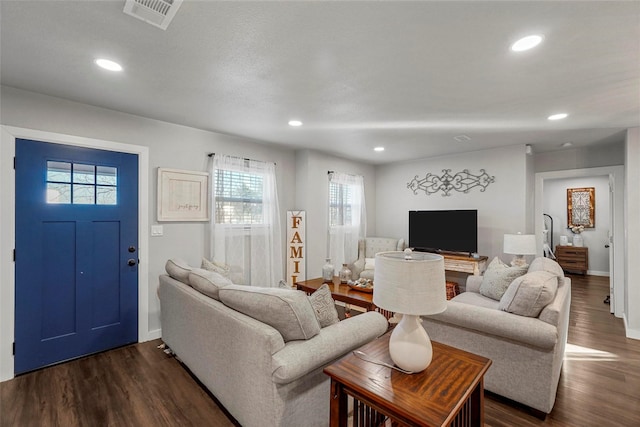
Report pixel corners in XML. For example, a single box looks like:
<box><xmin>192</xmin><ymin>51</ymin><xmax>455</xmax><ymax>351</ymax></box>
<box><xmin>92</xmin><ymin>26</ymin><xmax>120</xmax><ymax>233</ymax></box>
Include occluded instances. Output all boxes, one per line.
<box><xmin>0</xmin><ymin>126</ymin><xmax>150</xmax><ymax>382</ymax></box>
<box><xmin>534</xmin><ymin>166</ymin><xmax>625</xmax><ymax>318</ymax></box>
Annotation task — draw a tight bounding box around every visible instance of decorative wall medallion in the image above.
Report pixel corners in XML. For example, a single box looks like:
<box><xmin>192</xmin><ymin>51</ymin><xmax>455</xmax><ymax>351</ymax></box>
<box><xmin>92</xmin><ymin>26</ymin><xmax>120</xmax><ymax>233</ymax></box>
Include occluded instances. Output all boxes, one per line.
<box><xmin>407</xmin><ymin>169</ymin><xmax>495</xmax><ymax>196</ymax></box>
<box><xmin>567</xmin><ymin>187</ymin><xmax>595</xmax><ymax>228</ymax></box>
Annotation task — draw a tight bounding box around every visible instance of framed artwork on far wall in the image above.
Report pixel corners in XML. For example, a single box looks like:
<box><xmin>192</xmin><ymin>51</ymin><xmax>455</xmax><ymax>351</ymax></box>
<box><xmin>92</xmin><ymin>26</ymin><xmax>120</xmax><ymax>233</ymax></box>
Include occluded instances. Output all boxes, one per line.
<box><xmin>567</xmin><ymin>187</ymin><xmax>595</xmax><ymax>228</ymax></box>
<box><xmin>157</xmin><ymin>168</ymin><xmax>209</xmax><ymax>221</ymax></box>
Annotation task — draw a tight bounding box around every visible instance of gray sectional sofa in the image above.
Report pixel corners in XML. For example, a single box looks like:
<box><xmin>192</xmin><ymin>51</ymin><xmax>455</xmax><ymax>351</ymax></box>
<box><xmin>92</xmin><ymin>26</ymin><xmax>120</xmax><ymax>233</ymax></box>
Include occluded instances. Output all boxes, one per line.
<box><xmin>422</xmin><ymin>257</ymin><xmax>571</xmax><ymax>416</ymax></box>
<box><xmin>158</xmin><ymin>266</ymin><xmax>388</xmax><ymax>427</ymax></box>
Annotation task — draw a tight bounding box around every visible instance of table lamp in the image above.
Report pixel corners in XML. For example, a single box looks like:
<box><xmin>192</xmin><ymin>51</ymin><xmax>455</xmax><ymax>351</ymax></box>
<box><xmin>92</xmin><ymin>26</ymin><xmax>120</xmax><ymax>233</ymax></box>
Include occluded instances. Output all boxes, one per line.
<box><xmin>503</xmin><ymin>233</ymin><xmax>537</xmax><ymax>267</ymax></box>
<box><xmin>373</xmin><ymin>249</ymin><xmax>447</xmax><ymax>373</ymax></box>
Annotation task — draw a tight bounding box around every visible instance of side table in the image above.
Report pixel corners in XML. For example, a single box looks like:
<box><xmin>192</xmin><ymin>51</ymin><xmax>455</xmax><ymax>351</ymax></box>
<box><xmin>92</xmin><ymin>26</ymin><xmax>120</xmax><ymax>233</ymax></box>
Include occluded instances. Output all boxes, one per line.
<box><xmin>324</xmin><ymin>332</ymin><xmax>491</xmax><ymax>427</ymax></box>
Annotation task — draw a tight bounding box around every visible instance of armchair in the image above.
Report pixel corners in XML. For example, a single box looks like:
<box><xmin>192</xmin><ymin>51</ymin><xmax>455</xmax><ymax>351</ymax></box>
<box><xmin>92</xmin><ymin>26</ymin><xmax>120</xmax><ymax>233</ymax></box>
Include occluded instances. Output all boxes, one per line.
<box><xmin>349</xmin><ymin>237</ymin><xmax>406</xmax><ymax>280</ymax></box>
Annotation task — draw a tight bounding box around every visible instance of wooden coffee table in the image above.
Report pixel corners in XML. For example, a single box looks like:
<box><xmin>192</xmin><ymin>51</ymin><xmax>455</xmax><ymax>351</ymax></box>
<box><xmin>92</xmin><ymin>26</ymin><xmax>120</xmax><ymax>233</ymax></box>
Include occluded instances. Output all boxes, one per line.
<box><xmin>295</xmin><ymin>277</ymin><xmax>392</xmax><ymax>319</ymax></box>
<box><xmin>324</xmin><ymin>332</ymin><xmax>491</xmax><ymax>426</ymax></box>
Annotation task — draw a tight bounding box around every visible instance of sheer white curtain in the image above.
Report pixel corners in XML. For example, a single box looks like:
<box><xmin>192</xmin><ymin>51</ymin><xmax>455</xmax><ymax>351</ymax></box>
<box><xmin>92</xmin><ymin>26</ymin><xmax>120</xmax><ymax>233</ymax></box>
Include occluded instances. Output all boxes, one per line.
<box><xmin>208</xmin><ymin>154</ymin><xmax>283</xmax><ymax>286</ymax></box>
<box><xmin>328</xmin><ymin>172</ymin><xmax>367</xmax><ymax>270</ymax></box>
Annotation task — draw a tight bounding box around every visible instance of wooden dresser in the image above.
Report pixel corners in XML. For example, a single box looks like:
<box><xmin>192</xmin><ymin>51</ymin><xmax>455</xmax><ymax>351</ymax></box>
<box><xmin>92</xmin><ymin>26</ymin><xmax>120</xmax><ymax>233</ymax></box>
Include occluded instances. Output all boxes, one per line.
<box><xmin>555</xmin><ymin>245</ymin><xmax>588</xmax><ymax>275</ymax></box>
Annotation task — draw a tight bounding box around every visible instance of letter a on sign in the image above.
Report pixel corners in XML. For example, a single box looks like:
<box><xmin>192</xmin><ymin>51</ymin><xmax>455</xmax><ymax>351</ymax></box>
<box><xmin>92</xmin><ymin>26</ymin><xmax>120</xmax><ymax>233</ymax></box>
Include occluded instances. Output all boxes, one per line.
<box><xmin>286</xmin><ymin>211</ymin><xmax>306</xmax><ymax>286</ymax></box>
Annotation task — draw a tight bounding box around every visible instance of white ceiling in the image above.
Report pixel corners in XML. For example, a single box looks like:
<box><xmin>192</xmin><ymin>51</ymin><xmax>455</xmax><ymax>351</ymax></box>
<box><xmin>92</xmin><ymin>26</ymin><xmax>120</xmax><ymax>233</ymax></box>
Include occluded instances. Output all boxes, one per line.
<box><xmin>1</xmin><ymin>1</ymin><xmax>639</xmax><ymax>165</ymax></box>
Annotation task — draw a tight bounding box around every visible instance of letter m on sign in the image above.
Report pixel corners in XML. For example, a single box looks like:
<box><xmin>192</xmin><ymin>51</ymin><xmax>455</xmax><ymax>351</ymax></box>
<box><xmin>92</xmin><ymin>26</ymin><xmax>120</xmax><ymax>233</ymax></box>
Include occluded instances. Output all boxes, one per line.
<box><xmin>286</xmin><ymin>211</ymin><xmax>306</xmax><ymax>286</ymax></box>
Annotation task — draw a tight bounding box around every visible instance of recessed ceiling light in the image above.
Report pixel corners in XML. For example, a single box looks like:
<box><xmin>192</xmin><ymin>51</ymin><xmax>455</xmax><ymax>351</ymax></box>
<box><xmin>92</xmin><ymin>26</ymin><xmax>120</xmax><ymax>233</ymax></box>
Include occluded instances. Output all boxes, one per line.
<box><xmin>511</xmin><ymin>35</ymin><xmax>544</xmax><ymax>52</ymax></box>
<box><xmin>95</xmin><ymin>58</ymin><xmax>123</xmax><ymax>72</ymax></box>
<box><xmin>562</xmin><ymin>142</ymin><xmax>573</xmax><ymax>148</ymax></box>
<box><xmin>374</xmin><ymin>147</ymin><xmax>385</xmax><ymax>152</ymax></box>
<box><xmin>288</xmin><ymin>120</ymin><xmax>303</xmax><ymax>127</ymax></box>
<box><xmin>548</xmin><ymin>113</ymin><xmax>568</xmax><ymax>121</ymax></box>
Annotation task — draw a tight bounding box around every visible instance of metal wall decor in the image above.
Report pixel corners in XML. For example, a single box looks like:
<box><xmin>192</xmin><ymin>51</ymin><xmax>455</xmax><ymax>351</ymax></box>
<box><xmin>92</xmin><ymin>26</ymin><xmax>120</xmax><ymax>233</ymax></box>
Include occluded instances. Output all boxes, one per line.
<box><xmin>407</xmin><ymin>169</ymin><xmax>495</xmax><ymax>197</ymax></box>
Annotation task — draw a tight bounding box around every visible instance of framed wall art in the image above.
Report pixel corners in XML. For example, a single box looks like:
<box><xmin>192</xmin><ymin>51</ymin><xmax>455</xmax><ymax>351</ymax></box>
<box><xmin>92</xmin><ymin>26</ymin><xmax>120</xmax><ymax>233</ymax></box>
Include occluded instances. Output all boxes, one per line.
<box><xmin>157</xmin><ymin>168</ymin><xmax>209</xmax><ymax>221</ymax></box>
<box><xmin>567</xmin><ymin>187</ymin><xmax>595</xmax><ymax>228</ymax></box>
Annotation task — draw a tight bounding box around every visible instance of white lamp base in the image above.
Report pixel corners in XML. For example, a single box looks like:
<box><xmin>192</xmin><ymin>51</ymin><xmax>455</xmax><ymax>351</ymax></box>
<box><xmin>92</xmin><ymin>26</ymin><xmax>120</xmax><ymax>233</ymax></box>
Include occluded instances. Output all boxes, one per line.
<box><xmin>388</xmin><ymin>314</ymin><xmax>433</xmax><ymax>373</ymax></box>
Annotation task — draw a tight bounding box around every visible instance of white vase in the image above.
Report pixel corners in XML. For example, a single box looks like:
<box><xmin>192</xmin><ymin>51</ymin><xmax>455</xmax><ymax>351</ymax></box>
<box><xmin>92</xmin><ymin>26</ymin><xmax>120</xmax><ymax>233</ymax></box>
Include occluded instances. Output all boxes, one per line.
<box><xmin>573</xmin><ymin>234</ymin><xmax>583</xmax><ymax>247</ymax></box>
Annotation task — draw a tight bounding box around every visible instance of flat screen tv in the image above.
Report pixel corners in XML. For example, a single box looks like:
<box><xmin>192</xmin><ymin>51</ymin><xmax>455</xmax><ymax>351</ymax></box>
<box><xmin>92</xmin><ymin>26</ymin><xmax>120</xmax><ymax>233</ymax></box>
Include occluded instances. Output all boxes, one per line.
<box><xmin>409</xmin><ymin>210</ymin><xmax>478</xmax><ymax>255</ymax></box>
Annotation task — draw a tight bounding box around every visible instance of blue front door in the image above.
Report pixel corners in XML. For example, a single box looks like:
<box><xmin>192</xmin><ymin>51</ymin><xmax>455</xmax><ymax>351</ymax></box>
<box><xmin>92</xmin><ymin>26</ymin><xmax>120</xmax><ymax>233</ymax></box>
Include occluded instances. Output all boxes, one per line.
<box><xmin>15</xmin><ymin>139</ymin><xmax>138</xmax><ymax>374</ymax></box>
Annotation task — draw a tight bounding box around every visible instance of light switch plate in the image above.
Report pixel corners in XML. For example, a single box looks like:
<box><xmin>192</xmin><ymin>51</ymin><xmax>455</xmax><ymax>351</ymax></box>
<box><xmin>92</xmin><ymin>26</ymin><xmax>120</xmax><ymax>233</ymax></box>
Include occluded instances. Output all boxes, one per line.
<box><xmin>151</xmin><ymin>225</ymin><xmax>164</xmax><ymax>237</ymax></box>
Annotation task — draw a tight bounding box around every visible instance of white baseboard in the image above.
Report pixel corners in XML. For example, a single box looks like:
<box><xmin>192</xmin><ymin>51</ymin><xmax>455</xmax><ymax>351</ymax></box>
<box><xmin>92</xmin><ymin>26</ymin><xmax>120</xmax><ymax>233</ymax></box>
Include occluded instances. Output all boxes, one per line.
<box><xmin>144</xmin><ymin>329</ymin><xmax>162</xmax><ymax>342</ymax></box>
<box><xmin>623</xmin><ymin>315</ymin><xmax>640</xmax><ymax>340</ymax></box>
<box><xmin>586</xmin><ymin>270</ymin><xmax>610</xmax><ymax>277</ymax></box>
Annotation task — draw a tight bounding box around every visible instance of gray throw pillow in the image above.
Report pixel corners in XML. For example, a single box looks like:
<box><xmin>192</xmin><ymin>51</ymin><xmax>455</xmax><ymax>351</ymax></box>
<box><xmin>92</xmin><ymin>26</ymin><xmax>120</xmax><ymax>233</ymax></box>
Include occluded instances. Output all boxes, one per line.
<box><xmin>499</xmin><ymin>271</ymin><xmax>559</xmax><ymax>317</ymax></box>
<box><xmin>308</xmin><ymin>284</ymin><xmax>340</xmax><ymax>327</ymax></box>
<box><xmin>219</xmin><ymin>285</ymin><xmax>321</xmax><ymax>342</ymax></box>
<box><xmin>528</xmin><ymin>257</ymin><xmax>564</xmax><ymax>282</ymax></box>
<box><xmin>188</xmin><ymin>268</ymin><xmax>232</xmax><ymax>300</ymax></box>
<box><xmin>479</xmin><ymin>257</ymin><xmax>528</xmax><ymax>301</ymax></box>
<box><xmin>165</xmin><ymin>258</ymin><xmax>193</xmax><ymax>285</ymax></box>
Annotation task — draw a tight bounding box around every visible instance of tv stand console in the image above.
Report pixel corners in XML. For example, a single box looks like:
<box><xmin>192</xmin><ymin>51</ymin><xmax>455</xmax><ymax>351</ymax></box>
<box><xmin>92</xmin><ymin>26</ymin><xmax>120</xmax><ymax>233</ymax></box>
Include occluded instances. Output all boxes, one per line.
<box><xmin>442</xmin><ymin>253</ymin><xmax>488</xmax><ymax>276</ymax></box>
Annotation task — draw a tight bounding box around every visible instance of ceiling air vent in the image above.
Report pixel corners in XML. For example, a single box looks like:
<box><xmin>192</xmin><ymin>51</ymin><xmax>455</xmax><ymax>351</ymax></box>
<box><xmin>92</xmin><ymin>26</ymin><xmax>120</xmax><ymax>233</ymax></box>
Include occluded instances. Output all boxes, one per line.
<box><xmin>123</xmin><ymin>0</ymin><xmax>183</xmax><ymax>30</ymax></box>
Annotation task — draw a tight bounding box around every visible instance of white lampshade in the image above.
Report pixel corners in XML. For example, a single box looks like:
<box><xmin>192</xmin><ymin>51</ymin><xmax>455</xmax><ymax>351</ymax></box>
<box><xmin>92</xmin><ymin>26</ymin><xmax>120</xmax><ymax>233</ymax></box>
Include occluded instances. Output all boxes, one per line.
<box><xmin>503</xmin><ymin>233</ymin><xmax>537</xmax><ymax>255</ymax></box>
<box><xmin>373</xmin><ymin>250</ymin><xmax>447</xmax><ymax>373</ymax></box>
<box><xmin>373</xmin><ymin>251</ymin><xmax>447</xmax><ymax>315</ymax></box>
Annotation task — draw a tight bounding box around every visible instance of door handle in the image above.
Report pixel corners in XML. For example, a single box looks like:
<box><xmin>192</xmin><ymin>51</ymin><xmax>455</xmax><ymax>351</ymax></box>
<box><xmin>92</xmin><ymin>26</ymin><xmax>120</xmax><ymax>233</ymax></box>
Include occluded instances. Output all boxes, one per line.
<box><xmin>127</xmin><ymin>259</ymin><xmax>137</xmax><ymax>266</ymax></box>
<box><xmin>128</xmin><ymin>246</ymin><xmax>136</xmax><ymax>253</ymax></box>
<box><xmin>605</xmin><ymin>244</ymin><xmax>610</xmax><ymax>248</ymax></box>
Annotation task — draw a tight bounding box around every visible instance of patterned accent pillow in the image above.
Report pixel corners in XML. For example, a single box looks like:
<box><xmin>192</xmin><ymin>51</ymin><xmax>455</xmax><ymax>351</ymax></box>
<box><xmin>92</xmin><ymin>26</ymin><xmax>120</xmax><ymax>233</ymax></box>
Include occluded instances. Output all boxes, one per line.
<box><xmin>499</xmin><ymin>271</ymin><xmax>558</xmax><ymax>317</ymax></box>
<box><xmin>201</xmin><ymin>257</ymin><xmax>231</xmax><ymax>278</ymax></box>
<box><xmin>479</xmin><ymin>257</ymin><xmax>528</xmax><ymax>301</ymax></box>
<box><xmin>308</xmin><ymin>284</ymin><xmax>340</xmax><ymax>327</ymax></box>
<box><xmin>278</xmin><ymin>280</ymin><xmax>291</xmax><ymax>288</ymax></box>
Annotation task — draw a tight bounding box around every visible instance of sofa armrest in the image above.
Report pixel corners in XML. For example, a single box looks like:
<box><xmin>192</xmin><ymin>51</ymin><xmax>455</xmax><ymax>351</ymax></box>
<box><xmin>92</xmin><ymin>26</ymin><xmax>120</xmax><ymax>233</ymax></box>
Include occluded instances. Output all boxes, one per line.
<box><xmin>423</xmin><ymin>301</ymin><xmax>557</xmax><ymax>350</ymax></box>
<box><xmin>466</xmin><ymin>275</ymin><xmax>483</xmax><ymax>293</ymax></box>
<box><xmin>271</xmin><ymin>311</ymin><xmax>388</xmax><ymax>384</ymax></box>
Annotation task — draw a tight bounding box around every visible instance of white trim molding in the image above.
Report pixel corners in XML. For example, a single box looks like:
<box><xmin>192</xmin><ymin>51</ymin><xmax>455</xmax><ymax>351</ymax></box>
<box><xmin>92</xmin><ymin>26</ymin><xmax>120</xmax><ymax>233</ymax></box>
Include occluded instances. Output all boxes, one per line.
<box><xmin>0</xmin><ymin>126</ymin><xmax>150</xmax><ymax>382</ymax></box>
<box><xmin>534</xmin><ymin>166</ymin><xmax>625</xmax><ymax>320</ymax></box>
<box><xmin>624</xmin><ymin>314</ymin><xmax>640</xmax><ymax>340</ymax></box>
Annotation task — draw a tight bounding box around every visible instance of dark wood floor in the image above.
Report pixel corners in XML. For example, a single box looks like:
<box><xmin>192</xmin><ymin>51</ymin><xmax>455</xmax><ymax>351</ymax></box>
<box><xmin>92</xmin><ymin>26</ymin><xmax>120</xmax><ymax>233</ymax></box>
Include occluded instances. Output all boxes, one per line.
<box><xmin>2</xmin><ymin>274</ymin><xmax>639</xmax><ymax>426</ymax></box>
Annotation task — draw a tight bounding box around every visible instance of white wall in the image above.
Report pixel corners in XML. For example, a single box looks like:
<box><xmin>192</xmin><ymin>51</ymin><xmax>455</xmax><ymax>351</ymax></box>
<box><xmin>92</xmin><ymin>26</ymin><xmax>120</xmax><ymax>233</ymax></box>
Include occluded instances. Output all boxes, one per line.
<box><xmin>375</xmin><ymin>145</ymin><xmax>529</xmax><ymax>262</ymax></box>
<box><xmin>294</xmin><ymin>149</ymin><xmax>376</xmax><ymax>280</ymax></box>
<box><xmin>0</xmin><ymin>86</ymin><xmax>298</xmax><ymax>379</ymax></box>
<box><xmin>543</xmin><ymin>176</ymin><xmax>610</xmax><ymax>275</ymax></box>
<box><xmin>625</xmin><ymin>128</ymin><xmax>640</xmax><ymax>338</ymax></box>
<box><xmin>534</xmin><ymin>142</ymin><xmax>625</xmax><ymax>172</ymax></box>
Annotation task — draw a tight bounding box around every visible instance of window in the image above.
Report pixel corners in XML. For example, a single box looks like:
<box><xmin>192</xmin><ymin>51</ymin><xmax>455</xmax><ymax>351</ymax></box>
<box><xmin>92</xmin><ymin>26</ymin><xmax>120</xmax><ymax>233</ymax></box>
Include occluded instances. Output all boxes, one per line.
<box><xmin>329</xmin><ymin>181</ymin><xmax>352</xmax><ymax>226</ymax></box>
<box><xmin>46</xmin><ymin>161</ymin><xmax>117</xmax><ymax>205</ymax></box>
<box><xmin>208</xmin><ymin>154</ymin><xmax>283</xmax><ymax>286</ymax></box>
<box><xmin>214</xmin><ymin>169</ymin><xmax>264</xmax><ymax>224</ymax></box>
<box><xmin>327</xmin><ymin>172</ymin><xmax>366</xmax><ymax>269</ymax></box>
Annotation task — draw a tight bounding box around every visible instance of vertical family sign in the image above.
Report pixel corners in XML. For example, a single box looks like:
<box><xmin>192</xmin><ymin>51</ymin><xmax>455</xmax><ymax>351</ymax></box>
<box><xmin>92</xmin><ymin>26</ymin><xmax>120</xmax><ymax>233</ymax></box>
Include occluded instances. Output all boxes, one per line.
<box><xmin>287</xmin><ymin>211</ymin><xmax>306</xmax><ymax>286</ymax></box>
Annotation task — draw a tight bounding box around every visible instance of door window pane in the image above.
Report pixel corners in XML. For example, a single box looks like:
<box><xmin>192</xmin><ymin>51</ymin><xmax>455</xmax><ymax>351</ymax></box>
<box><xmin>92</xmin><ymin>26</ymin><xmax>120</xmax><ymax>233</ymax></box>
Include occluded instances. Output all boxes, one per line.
<box><xmin>73</xmin><ymin>164</ymin><xmax>95</xmax><ymax>184</ymax></box>
<box><xmin>73</xmin><ymin>184</ymin><xmax>95</xmax><ymax>204</ymax></box>
<box><xmin>97</xmin><ymin>186</ymin><xmax>117</xmax><ymax>205</ymax></box>
<box><xmin>46</xmin><ymin>183</ymin><xmax>71</xmax><ymax>204</ymax></box>
<box><xmin>47</xmin><ymin>161</ymin><xmax>71</xmax><ymax>183</ymax></box>
<box><xmin>97</xmin><ymin>166</ymin><xmax>117</xmax><ymax>185</ymax></box>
